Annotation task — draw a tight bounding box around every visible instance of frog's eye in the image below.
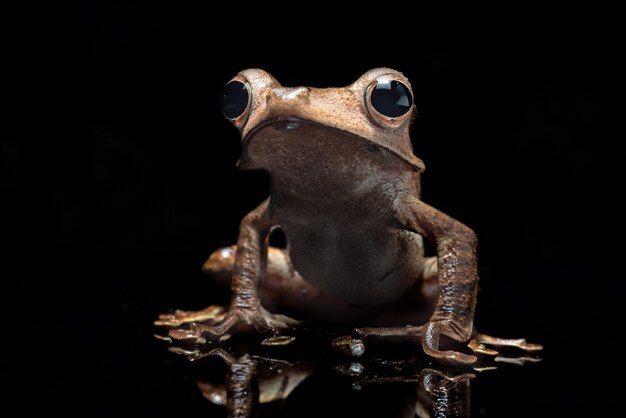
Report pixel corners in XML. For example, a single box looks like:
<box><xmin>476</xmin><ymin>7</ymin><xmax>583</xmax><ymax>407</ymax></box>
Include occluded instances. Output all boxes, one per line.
<box><xmin>221</xmin><ymin>76</ymin><xmax>251</xmax><ymax>120</ymax></box>
<box><xmin>365</xmin><ymin>76</ymin><xmax>413</xmax><ymax>127</ymax></box>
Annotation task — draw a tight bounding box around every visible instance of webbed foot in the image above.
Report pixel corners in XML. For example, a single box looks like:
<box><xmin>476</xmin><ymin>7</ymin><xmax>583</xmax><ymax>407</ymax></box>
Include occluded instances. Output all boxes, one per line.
<box><xmin>333</xmin><ymin>325</ymin><xmax>542</xmax><ymax>366</ymax></box>
<box><xmin>155</xmin><ymin>305</ymin><xmax>225</xmax><ymax>327</ymax></box>
<box><xmin>156</xmin><ymin>306</ymin><xmax>299</xmax><ymax>345</ymax></box>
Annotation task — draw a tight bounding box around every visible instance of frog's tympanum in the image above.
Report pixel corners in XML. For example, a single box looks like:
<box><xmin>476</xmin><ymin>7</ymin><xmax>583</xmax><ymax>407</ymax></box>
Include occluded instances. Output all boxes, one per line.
<box><xmin>156</xmin><ymin>68</ymin><xmax>542</xmax><ymax>364</ymax></box>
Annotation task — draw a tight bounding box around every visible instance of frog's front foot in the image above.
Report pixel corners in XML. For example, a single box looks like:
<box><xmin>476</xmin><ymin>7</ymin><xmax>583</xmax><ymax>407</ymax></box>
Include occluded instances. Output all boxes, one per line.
<box><xmin>333</xmin><ymin>323</ymin><xmax>543</xmax><ymax>366</ymax></box>
<box><xmin>157</xmin><ymin>306</ymin><xmax>299</xmax><ymax>345</ymax></box>
<box><xmin>345</xmin><ymin>322</ymin><xmax>477</xmax><ymax>364</ymax></box>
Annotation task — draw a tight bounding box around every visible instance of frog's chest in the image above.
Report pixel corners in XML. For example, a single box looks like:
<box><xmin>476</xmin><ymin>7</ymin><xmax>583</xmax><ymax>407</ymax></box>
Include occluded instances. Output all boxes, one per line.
<box><xmin>270</xmin><ymin>197</ymin><xmax>424</xmax><ymax>306</ymax></box>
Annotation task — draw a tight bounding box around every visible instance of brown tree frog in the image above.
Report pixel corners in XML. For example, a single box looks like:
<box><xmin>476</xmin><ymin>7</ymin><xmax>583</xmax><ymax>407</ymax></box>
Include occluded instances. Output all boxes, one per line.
<box><xmin>156</xmin><ymin>68</ymin><xmax>542</xmax><ymax>364</ymax></box>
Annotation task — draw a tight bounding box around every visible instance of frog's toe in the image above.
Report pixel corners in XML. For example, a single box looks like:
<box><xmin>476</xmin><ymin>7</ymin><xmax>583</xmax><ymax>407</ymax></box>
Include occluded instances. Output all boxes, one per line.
<box><xmin>332</xmin><ymin>335</ymin><xmax>366</xmax><ymax>357</ymax></box>
<box><xmin>333</xmin><ymin>326</ymin><xmax>424</xmax><ymax>358</ymax></box>
<box><xmin>467</xmin><ymin>339</ymin><xmax>499</xmax><ymax>356</ymax></box>
<box><xmin>257</xmin><ymin>309</ymin><xmax>300</xmax><ymax>332</ymax></box>
<box><xmin>168</xmin><ymin>308</ymin><xmax>300</xmax><ymax>345</ymax></box>
<box><xmin>154</xmin><ymin>305</ymin><xmax>225</xmax><ymax>327</ymax></box>
<box><xmin>169</xmin><ymin>327</ymin><xmax>207</xmax><ymax>344</ymax></box>
<box><xmin>471</xmin><ymin>333</ymin><xmax>543</xmax><ymax>352</ymax></box>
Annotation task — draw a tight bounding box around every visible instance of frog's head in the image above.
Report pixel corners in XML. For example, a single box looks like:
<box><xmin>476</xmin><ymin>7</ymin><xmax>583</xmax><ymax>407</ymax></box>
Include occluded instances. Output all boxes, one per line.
<box><xmin>220</xmin><ymin>68</ymin><xmax>425</xmax><ymax>173</ymax></box>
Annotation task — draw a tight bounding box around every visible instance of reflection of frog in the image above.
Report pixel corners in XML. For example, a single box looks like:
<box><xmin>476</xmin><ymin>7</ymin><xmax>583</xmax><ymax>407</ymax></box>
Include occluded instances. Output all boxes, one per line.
<box><xmin>161</xmin><ymin>319</ymin><xmax>540</xmax><ymax>416</ymax></box>
<box><xmin>157</xmin><ymin>69</ymin><xmax>541</xmax><ymax>363</ymax></box>
<box><xmin>194</xmin><ymin>348</ymin><xmax>476</xmax><ymax>418</ymax></box>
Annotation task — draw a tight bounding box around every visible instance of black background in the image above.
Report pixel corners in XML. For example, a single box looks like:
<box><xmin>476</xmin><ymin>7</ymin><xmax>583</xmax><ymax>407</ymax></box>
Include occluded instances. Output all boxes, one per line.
<box><xmin>3</xmin><ymin>3</ymin><xmax>626</xmax><ymax>416</ymax></box>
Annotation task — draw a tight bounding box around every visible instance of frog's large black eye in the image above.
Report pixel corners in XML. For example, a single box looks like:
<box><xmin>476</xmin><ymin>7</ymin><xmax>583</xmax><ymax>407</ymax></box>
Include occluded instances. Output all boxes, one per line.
<box><xmin>369</xmin><ymin>79</ymin><xmax>413</xmax><ymax>118</ymax></box>
<box><xmin>221</xmin><ymin>80</ymin><xmax>250</xmax><ymax>119</ymax></box>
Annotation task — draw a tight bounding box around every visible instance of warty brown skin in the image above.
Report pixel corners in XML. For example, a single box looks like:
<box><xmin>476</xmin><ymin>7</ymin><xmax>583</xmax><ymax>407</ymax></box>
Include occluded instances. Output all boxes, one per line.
<box><xmin>158</xmin><ymin>68</ymin><xmax>542</xmax><ymax>364</ymax></box>
<box><xmin>220</xmin><ymin>68</ymin><xmax>476</xmax><ymax>363</ymax></box>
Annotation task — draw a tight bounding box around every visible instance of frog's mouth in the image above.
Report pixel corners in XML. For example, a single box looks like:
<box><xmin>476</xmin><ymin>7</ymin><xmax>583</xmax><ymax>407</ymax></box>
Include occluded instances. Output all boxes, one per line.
<box><xmin>242</xmin><ymin>117</ymin><xmax>322</xmax><ymax>145</ymax></box>
<box><xmin>241</xmin><ymin>117</ymin><xmax>425</xmax><ymax>172</ymax></box>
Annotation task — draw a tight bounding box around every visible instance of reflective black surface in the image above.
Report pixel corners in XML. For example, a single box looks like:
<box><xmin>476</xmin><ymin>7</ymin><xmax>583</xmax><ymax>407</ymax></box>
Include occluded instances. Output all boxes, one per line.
<box><xmin>3</xmin><ymin>249</ymin><xmax>623</xmax><ymax>416</ymax></box>
<box><xmin>3</xmin><ymin>2</ymin><xmax>626</xmax><ymax>416</ymax></box>
<box><xmin>155</xmin><ymin>322</ymin><xmax>541</xmax><ymax>418</ymax></box>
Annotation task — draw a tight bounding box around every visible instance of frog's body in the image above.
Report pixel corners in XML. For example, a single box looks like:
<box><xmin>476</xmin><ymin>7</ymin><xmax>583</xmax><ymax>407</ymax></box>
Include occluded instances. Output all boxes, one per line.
<box><xmin>246</xmin><ymin>121</ymin><xmax>424</xmax><ymax>305</ymax></box>
<box><xmin>157</xmin><ymin>68</ymin><xmax>542</xmax><ymax>364</ymax></box>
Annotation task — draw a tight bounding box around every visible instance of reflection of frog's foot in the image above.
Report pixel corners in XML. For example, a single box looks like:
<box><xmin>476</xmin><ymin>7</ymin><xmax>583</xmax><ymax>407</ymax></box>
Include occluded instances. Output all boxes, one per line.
<box><xmin>467</xmin><ymin>333</ymin><xmax>543</xmax><ymax>357</ymax></box>
<box><xmin>420</xmin><ymin>368</ymin><xmax>475</xmax><ymax>391</ymax></box>
<box><xmin>159</xmin><ymin>307</ymin><xmax>300</xmax><ymax>345</ymax></box>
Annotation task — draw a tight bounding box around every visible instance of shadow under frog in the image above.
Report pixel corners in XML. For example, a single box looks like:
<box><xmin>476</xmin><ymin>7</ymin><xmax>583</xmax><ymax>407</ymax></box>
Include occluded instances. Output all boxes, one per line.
<box><xmin>155</xmin><ymin>68</ymin><xmax>541</xmax><ymax>364</ymax></box>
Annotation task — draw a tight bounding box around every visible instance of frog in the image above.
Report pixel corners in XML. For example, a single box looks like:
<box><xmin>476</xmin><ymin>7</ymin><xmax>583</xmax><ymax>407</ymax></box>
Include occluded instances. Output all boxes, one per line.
<box><xmin>156</xmin><ymin>68</ymin><xmax>542</xmax><ymax>364</ymax></box>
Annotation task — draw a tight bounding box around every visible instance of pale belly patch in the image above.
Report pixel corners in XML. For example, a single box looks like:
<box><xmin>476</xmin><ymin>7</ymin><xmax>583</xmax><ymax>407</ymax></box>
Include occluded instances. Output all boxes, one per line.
<box><xmin>283</xmin><ymin>222</ymin><xmax>423</xmax><ymax>306</ymax></box>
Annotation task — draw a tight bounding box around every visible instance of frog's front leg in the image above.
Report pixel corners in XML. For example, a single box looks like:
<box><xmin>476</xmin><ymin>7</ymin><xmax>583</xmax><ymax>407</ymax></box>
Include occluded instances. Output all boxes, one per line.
<box><xmin>167</xmin><ymin>199</ymin><xmax>298</xmax><ymax>343</ymax></box>
<box><xmin>337</xmin><ymin>198</ymin><xmax>480</xmax><ymax>364</ymax></box>
<box><xmin>407</xmin><ymin>198</ymin><xmax>480</xmax><ymax>364</ymax></box>
<box><xmin>403</xmin><ymin>200</ymin><xmax>543</xmax><ymax>362</ymax></box>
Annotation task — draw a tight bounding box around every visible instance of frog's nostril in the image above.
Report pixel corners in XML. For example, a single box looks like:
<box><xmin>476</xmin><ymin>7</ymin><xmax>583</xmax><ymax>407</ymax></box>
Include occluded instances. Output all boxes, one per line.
<box><xmin>266</xmin><ymin>87</ymin><xmax>311</xmax><ymax>106</ymax></box>
<box><xmin>285</xmin><ymin>87</ymin><xmax>311</xmax><ymax>101</ymax></box>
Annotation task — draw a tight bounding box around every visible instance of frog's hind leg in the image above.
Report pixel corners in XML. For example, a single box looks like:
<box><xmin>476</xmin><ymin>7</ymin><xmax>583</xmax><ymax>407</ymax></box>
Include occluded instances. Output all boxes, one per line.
<box><xmin>203</xmin><ymin>245</ymin><xmax>386</xmax><ymax>323</ymax></box>
<box><xmin>204</xmin><ymin>245</ymin><xmax>323</xmax><ymax>312</ymax></box>
<box><xmin>155</xmin><ymin>245</ymin><xmax>318</xmax><ymax>328</ymax></box>
<box><xmin>202</xmin><ymin>245</ymin><xmax>307</xmax><ymax>299</ymax></box>
<box><xmin>153</xmin><ymin>246</ymin><xmax>239</xmax><ymax>328</ymax></box>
